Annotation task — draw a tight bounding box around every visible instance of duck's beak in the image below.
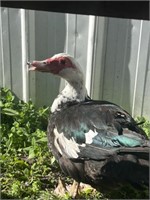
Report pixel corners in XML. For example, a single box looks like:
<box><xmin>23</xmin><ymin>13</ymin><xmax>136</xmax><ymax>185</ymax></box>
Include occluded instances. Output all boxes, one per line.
<box><xmin>27</xmin><ymin>60</ymin><xmax>49</xmax><ymax>72</ymax></box>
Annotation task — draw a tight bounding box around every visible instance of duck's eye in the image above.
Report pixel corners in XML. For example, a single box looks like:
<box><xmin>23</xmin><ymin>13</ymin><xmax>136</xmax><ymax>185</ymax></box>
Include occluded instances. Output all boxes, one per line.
<box><xmin>43</xmin><ymin>61</ymin><xmax>47</xmax><ymax>64</ymax></box>
<box><xmin>60</xmin><ymin>59</ymin><xmax>66</xmax><ymax>65</ymax></box>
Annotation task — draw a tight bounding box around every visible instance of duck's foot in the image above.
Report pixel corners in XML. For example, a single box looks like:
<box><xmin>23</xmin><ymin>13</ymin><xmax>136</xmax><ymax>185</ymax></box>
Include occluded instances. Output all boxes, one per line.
<box><xmin>67</xmin><ymin>180</ymin><xmax>79</xmax><ymax>198</ymax></box>
<box><xmin>54</xmin><ymin>177</ymin><xmax>67</xmax><ymax>196</ymax></box>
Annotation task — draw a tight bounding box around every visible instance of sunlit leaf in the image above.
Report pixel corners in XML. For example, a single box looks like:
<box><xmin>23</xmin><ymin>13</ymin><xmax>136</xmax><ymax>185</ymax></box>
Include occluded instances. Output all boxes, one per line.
<box><xmin>2</xmin><ymin>108</ymin><xmax>19</xmax><ymax>116</ymax></box>
<box><xmin>28</xmin><ymin>148</ymin><xmax>35</xmax><ymax>159</ymax></box>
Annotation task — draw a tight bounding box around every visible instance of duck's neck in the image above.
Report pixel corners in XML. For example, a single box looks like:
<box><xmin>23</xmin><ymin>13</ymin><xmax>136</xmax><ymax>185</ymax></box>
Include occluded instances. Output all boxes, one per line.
<box><xmin>51</xmin><ymin>79</ymin><xmax>87</xmax><ymax>113</ymax></box>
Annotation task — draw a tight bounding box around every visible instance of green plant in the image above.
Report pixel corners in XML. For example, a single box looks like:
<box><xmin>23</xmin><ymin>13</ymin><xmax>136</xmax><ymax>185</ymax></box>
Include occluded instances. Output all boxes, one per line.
<box><xmin>136</xmin><ymin>116</ymin><xmax>150</xmax><ymax>138</ymax></box>
<box><xmin>0</xmin><ymin>88</ymin><xmax>62</xmax><ymax>199</ymax></box>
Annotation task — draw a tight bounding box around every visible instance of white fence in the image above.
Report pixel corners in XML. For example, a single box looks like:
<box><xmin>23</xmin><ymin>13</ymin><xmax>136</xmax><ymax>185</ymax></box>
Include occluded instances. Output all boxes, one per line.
<box><xmin>0</xmin><ymin>7</ymin><xmax>150</xmax><ymax>119</ymax></box>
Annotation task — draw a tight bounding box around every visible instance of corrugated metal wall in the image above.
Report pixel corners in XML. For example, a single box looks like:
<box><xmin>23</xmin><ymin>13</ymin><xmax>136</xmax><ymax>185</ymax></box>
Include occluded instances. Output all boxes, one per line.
<box><xmin>92</xmin><ymin>17</ymin><xmax>150</xmax><ymax>119</ymax></box>
<box><xmin>0</xmin><ymin>7</ymin><xmax>150</xmax><ymax>119</ymax></box>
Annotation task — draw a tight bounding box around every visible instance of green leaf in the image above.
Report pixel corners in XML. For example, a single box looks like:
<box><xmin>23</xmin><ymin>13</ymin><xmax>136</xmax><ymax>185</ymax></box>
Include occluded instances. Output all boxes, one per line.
<box><xmin>28</xmin><ymin>148</ymin><xmax>35</xmax><ymax>159</ymax></box>
<box><xmin>31</xmin><ymin>137</ymin><xmax>36</xmax><ymax>146</ymax></box>
<box><xmin>50</xmin><ymin>156</ymin><xmax>56</xmax><ymax>165</ymax></box>
<box><xmin>37</xmin><ymin>137</ymin><xmax>47</xmax><ymax>143</ymax></box>
<box><xmin>14</xmin><ymin>159</ymin><xmax>29</xmax><ymax>168</ymax></box>
<box><xmin>2</xmin><ymin>108</ymin><xmax>19</xmax><ymax>116</ymax></box>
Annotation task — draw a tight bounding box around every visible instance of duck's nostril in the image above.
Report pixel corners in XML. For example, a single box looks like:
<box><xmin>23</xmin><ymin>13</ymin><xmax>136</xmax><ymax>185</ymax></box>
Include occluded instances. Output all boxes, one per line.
<box><xmin>27</xmin><ymin>62</ymin><xmax>31</xmax><ymax>65</ymax></box>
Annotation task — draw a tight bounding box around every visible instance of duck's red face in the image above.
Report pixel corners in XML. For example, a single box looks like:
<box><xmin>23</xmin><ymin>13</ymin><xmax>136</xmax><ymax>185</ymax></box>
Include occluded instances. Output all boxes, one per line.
<box><xmin>28</xmin><ymin>55</ymin><xmax>76</xmax><ymax>75</ymax></box>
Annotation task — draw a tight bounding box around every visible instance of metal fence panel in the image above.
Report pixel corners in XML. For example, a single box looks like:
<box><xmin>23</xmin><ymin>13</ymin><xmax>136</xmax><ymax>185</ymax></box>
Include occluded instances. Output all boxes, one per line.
<box><xmin>132</xmin><ymin>21</ymin><xmax>150</xmax><ymax>119</ymax></box>
<box><xmin>0</xmin><ymin>8</ymin><xmax>150</xmax><ymax>119</ymax></box>
<box><xmin>1</xmin><ymin>8</ymin><xmax>12</xmax><ymax>89</ymax></box>
<box><xmin>92</xmin><ymin>17</ymin><xmax>150</xmax><ymax>118</ymax></box>
<box><xmin>1</xmin><ymin>8</ymin><xmax>26</xmax><ymax>99</ymax></box>
<box><xmin>33</xmin><ymin>11</ymin><xmax>66</xmax><ymax>106</ymax></box>
<box><xmin>142</xmin><ymin>36</ymin><xmax>150</xmax><ymax>119</ymax></box>
<box><xmin>8</xmin><ymin>8</ymin><xmax>23</xmax><ymax>99</ymax></box>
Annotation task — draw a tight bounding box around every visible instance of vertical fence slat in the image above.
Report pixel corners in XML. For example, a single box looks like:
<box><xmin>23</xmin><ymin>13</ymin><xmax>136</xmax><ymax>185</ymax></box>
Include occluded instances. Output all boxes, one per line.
<box><xmin>85</xmin><ymin>16</ymin><xmax>96</xmax><ymax>96</ymax></box>
<box><xmin>102</xmin><ymin>18</ymin><xmax>120</xmax><ymax>102</ymax></box>
<box><xmin>8</xmin><ymin>8</ymin><xmax>23</xmax><ymax>99</ymax></box>
<box><xmin>1</xmin><ymin>8</ymin><xmax>12</xmax><ymax>89</ymax></box>
<box><xmin>34</xmin><ymin>11</ymin><xmax>66</xmax><ymax>106</ymax></box>
<box><xmin>132</xmin><ymin>21</ymin><xmax>150</xmax><ymax>117</ymax></box>
<box><xmin>27</xmin><ymin>10</ymin><xmax>36</xmax><ymax>103</ymax></box>
<box><xmin>0</xmin><ymin>8</ymin><xmax>4</xmax><ymax>87</ymax></box>
<box><xmin>142</xmin><ymin>48</ymin><xmax>150</xmax><ymax>119</ymax></box>
<box><xmin>75</xmin><ymin>14</ymin><xmax>89</xmax><ymax>75</ymax></box>
<box><xmin>20</xmin><ymin>9</ymin><xmax>28</xmax><ymax>102</ymax></box>
<box><xmin>66</xmin><ymin>14</ymin><xmax>77</xmax><ymax>57</ymax></box>
<box><xmin>127</xmin><ymin>20</ymin><xmax>143</xmax><ymax>114</ymax></box>
<box><xmin>91</xmin><ymin>17</ymin><xmax>108</xmax><ymax>100</ymax></box>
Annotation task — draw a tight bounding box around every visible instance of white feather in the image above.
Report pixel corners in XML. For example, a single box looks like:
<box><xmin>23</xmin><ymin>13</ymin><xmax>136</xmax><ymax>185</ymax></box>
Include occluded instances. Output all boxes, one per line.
<box><xmin>51</xmin><ymin>68</ymin><xmax>87</xmax><ymax>113</ymax></box>
<box><xmin>54</xmin><ymin>128</ymin><xmax>80</xmax><ymax>158</ymax></box>
<box><xmin>85</xmin><ymin>129</ymin><xmax>98</xmax><ymax>144</ymax></box>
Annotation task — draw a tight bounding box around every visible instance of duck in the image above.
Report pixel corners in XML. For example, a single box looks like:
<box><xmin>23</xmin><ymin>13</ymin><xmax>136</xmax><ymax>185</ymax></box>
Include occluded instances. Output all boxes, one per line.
<box><xmin>28</xmin><ymin>53</ymin><xmax>149</xmax><ymax>197</ymax></box>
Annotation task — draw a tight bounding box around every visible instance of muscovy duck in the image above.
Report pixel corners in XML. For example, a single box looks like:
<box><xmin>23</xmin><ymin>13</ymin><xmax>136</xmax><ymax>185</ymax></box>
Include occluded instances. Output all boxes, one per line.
<box><xmin>28</xmin><ymin>53</ymin><xmax>149</xmax><ymax>196</ymax></box>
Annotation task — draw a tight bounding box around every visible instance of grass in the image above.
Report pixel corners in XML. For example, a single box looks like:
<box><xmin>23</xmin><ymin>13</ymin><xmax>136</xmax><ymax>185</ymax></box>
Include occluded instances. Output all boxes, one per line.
<box><xmin>0</xmin><ymin>87</ymin><xmax>149</xmax><ymax>199</ymax></box>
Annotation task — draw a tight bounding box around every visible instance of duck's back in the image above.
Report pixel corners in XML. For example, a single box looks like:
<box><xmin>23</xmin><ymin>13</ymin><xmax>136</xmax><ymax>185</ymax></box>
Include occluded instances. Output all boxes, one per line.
<box><xmin>47</xmin><ymin>100</ymin><xmax>149</xmax><ymax>189</ymax></box>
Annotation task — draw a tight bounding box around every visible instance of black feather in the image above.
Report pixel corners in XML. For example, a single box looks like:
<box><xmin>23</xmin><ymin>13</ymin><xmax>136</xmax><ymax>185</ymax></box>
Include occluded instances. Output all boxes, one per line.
<box><xmin>48</xmin><ymin>100</ymin><xmax>149</xmax><ymax>191</ymax></box>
